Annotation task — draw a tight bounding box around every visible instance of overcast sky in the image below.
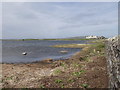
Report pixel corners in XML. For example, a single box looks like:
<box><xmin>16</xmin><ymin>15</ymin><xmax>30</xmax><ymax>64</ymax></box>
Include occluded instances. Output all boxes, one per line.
<box><xmin>2</xmin><ymin>2</ymin><xmax>118</xmax><ymax>39</ymax></box>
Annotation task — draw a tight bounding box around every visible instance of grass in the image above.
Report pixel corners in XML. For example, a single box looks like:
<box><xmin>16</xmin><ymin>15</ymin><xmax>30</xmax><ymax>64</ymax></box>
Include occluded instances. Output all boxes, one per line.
<box><xmin>88</xmin><ymin>39</ymin><xmax>106</xmax><ymax>43</ymax></box>
<box><xmin>0</xmin><ymin>79</ymin><xmax>3</xmax><ymax>83</ymax></box>
<box><xmin>68</xmin><ymin>79</ymin><xmax>75</xmax><ymax>83</ymax></box>
<box><xmin>60</xmin><ymin>63</ymin><xmax>68</xmax><ymax>69</ymax></box>
<box><xmin>77</xmin><ymin>43</ymin><xmax>105</xmax><ymax>63</ymax></box>
<box><xmin>52</xmin><ymin>44</ymin><xmax>90</xmax><ymax>48</ymax></box>
<box><xmin>61</xmin><ymin>84</ymin><xmax>65</xmax><ymax>88</ymax></box>
<box><xmin>21</xmin><ymin>88</ymin><xmax>30</xmax><ymax>90</ymax></box>
<box><xmin>72</xmin><ymin>70</ymin><xmax>85</xmax><ymax>76</ymax></box>
<box><xmin>72</xmin><ymin>63</ymin><xmax>82</xmax><ymax>68</ymax></box>
<box><xmin>39</xmin><ymin>85</ymin><xmax>45</xmax><ymax>88</ymax></box>
<box><xmin>55</xmin><ymin>79</ymin><xmax>62</xmax><ymax>83</ymax></box>
<box><xmin>90</xmin><ymin>41</ymin><xmax>105</xmax><ymax>56</ymax></box>
<box><xmin>6</xmin><ymin>76</ymin><xmax>13</xmax><ymax>80</ymax></box>
<box><xmin>54</xmin><ymin>69</ymin><xmax>62</xmax><ymax>74</ymax></box>
<box><xmin>84</xmin><ymin>40</ymin><xmax>105</xmax><ymax>56</ymax></box>
<box><xmin>60</xmin><ymin>62</ymin><xmax>66</xmax><ymax>67</ymax></box>
<box><xmin>41</xmin><ymin>38</ymin><xmax>94</xmax><ymax>41</ymax></box>
<box><xmin>52</xmin><ymin>39</ymin><xmax>105</xmax><ymax>50</ymax></box>
<box><xmin>81</xmin><ymin>84</ymin><xmax>89</xmax><ymax>88</ymax></box>
<box><xmin>40</xmin><ymin>39</ymin><xmax>106</xmax><ymax>88</ymax></box>
<box><xmin>82</xmin><ymin>55</ymin><xmax>91</xmax><ymax>61</ymax></box>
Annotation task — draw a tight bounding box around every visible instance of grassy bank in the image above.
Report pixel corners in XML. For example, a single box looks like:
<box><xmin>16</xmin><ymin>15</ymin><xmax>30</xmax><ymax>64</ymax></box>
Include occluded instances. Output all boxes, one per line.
<box><xmin>38</xmin><ymin>39</ymin><xmax>107</xmax><ymax>88</ymax></box>
<box><xmin>52</xmin><ymin>39</ymin><xmax>105</xmax><ymax>50</ymax></box>
<box><xmin>52</xmin><ymin>44</ymin><xmax>90</xmax><ymax>48</ymax></box>
<box><xmin>41</xmin><ymin>38</ymin><xmax>94</xmax><ymax>41</ymax></box>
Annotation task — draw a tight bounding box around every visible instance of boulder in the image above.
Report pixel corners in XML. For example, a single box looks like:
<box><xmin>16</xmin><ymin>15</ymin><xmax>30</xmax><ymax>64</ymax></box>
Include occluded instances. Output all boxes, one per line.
<box><xmin>60</xmin><ymin>50</ymin><xmax>68</xmax><ymax>54</ymax></box>
<box><xmin>44</xmin><ymin>58</ymin><xmax>53</xmax><ymax>63</ymax></box>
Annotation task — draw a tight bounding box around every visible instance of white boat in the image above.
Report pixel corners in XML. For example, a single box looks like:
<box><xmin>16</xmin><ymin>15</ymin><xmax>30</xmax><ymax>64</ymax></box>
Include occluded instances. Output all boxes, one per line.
<box><xmin>22</xmin><ymin>52</ymin><xmax>27</xmax><ymax>55</ymax></box>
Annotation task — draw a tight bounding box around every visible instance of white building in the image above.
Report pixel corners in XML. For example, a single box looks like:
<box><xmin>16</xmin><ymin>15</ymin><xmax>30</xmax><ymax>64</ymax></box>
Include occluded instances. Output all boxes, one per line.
<box><xmin>86</xmin><ymin>35</ymin><xmax>98</xmax><ymax>39</ymax></box>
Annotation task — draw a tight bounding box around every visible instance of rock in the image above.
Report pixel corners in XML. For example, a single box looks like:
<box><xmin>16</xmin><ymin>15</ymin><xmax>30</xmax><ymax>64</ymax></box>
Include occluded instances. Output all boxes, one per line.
<box><xmin>106</xmin><ymin>36</ymin><xmax>120</xmax><ymax>88</ymax></box>
<box><xmin>79</xmin><ymin>57</ymin><xmax>83</xmax><ymax>61</ymax></box>
<box><xmin>97</xmin><ymin>51</ymin><xmax>100</xmax><ymax>53</ymax></box>
<box><xmin>44</xmin><ymin>58</ymin><xmax>53</xmax><ymax>63</ymax></box>
<box><xmin>60</xmin><ymin>50</ymin><xmax>68</xmax><ymax>54</ymax></box>
<box><xmin>93</xmin><ymin>49</ymin><xmax>96</xmax><ymax>53</ymax></box>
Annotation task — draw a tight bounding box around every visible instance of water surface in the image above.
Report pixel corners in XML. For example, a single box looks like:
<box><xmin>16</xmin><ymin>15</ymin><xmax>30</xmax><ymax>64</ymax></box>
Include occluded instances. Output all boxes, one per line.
<box><xmin>2</xmin><ymin>40</ymin><xmax>87</xmax><ymax>63</ymax></box>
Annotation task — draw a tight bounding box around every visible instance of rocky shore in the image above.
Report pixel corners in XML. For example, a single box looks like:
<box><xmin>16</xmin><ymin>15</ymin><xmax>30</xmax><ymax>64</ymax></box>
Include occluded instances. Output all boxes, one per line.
<box><xmin>1</xmin><ymin>40</ymin><xmax>108</xmax><ymax>88</ymax></box>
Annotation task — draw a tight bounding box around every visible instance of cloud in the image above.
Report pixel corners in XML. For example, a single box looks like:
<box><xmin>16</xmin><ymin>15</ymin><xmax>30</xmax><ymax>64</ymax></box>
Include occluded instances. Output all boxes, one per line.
<box><xmin>2</xmin><ymin>2</ymin><xmax>118</xmax><ymax>39</ymax></box>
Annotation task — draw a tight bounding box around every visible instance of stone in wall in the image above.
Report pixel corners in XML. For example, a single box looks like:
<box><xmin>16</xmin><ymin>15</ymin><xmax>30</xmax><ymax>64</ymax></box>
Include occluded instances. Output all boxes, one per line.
<box><xmin>106</xmin><ymin>35</ymin><xmax>120</xmax><ymax>89</ymax></box>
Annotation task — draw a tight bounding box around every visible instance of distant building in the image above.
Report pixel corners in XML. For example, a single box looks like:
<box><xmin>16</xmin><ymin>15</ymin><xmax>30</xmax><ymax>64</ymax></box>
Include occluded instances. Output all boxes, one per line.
<box><xmin>98</xmin><ymin>36</ymin><xmax>106</xmax><ymax>39</ymax></box>
<box><xmin>86</xmin><ymin>35</ymin><xmax>98</xmax><ymax>39</ymax></box>
<box><xmin>86</xmin><ymin>35</ymin><xmax>106</xmax><ymax>39</ymax></box>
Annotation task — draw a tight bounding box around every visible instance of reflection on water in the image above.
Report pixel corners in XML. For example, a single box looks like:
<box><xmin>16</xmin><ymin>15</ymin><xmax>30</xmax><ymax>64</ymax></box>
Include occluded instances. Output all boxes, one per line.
<box><xmin>2</xmin><ymin>40</ymin><xmax>87</xmax><ymax>63</ymax></box>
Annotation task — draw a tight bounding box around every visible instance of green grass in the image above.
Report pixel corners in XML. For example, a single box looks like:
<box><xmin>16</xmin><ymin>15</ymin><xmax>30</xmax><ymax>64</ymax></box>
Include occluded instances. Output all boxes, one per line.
<box><xmin>54</xmin><ymin>69</ymin><xmax>62</xmax><ymax>74</ymax></box>
<box><xmin>39</xmin><ymin>85</ymin><xmax>45</xmax><ymax>88</ymax></box>
<box><xmin>91</xmin><ymin>41</ymin><xmax>105</xmax><ymax>55</ymax></box>
<box><xmin>72</xmin><ymin>63</ymin><xmax>82</xmax><ymax>68</ymax></box>
<box><xmin>42</xmin><ymin>38</ymin><xmax>94</xmax><ymax>41</ymax></box>
<box><xmin>81</xmin><ymin>84</ymin><xmax>89</xmax><ymax>88</ymax></box>
<box><xmin>68</xmin><ymin>79</ymin><xmax>75</xmax><ymax>83</ymax></box>
<box><xmin>55</xmin><ymin>79</ymin><xmax>63</xmax><ymax>83</ymax></box>
<box><xmin>0</xmin><ymin>79</ymin><xmax>3</xmax><ymax>83</ymax></box>
<box><xmin>6</xmin><ymin>76</ymin><xmax>13</xmax><ymax>80</ymax></box>
<box><xmin>72</xmin><ymin>70</ymin><xmax>85</xmax><ymax>76</ymax></box>
<box><xmin>61</xmin><ymin>84</ymin><xmax>65</xmax><ymax>88</ymax></box>
<box><xmin>60</xmin><ymin>62</ymin><xmax>66</xmax><ymax>67</ymax></box>
<box><xmin>21</xmin><ymin>88</ymin><xmax>30</xmax><ymax>90</ymax></box>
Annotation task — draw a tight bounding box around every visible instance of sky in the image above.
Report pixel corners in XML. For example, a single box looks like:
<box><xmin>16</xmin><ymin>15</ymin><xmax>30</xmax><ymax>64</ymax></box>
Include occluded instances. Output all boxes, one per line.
<box><xmin>2</xmin><ymin>2</ymin><xmax>118</xmax><ymax>39</ymax></box>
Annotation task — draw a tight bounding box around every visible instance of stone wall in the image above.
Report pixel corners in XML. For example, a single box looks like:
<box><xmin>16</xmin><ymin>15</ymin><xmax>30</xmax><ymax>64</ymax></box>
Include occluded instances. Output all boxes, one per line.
<box><xmin>106</xmin><ymin>36</ymin><xmax>120</xmax><ymax>89</ymax></box>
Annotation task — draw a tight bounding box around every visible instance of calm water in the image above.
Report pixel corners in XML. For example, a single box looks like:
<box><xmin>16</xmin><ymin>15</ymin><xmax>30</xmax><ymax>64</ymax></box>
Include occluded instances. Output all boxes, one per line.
<box><xmin>2</xmin><ymin>40</ymin><xmax>87</xmax><ymax>63</ymax></box>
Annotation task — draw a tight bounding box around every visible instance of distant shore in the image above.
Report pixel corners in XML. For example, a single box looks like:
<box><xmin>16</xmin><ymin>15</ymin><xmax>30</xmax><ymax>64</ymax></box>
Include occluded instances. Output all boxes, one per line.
<box><xmin>1</xmin><ymin>38</ymin><xmax>95</xmax><ymax>41</ymax></box>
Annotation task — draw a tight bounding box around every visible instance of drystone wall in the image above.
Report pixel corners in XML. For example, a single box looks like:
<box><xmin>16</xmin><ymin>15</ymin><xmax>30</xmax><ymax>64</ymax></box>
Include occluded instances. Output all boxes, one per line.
<box><xmin>106</xmin><ymin>36</ymin><xmax>120</xmax><ymax>89</ymax></box>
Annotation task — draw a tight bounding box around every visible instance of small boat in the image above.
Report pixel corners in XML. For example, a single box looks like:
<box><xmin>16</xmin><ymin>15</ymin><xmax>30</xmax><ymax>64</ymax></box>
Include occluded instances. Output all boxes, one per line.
<box><xmin>22</xmin><ymin>52</ymin><xmax>27</xmax><ymax>55</ymax></box>
<box><xmin>60</xmin><ymin>50</ymin><xmax>68</xmax><ymax>53</ymax></box>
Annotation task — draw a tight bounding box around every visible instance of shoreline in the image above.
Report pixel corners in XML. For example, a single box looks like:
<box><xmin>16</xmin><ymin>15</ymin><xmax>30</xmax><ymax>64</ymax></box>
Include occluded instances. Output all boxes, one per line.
<box><xmin>1</xmin><ymin>38</ymin><xmax>94</xmax><ymax>41</ymax></box>
<box><xmin>1</xmin><ymin>50</ymin><xmax>81</xmax><ymax>64</ymax></box>
<box><xmin>2</xmin><ymin>43</ymin><xmax>86</xmax><ymax>64</ymax></box>
<box><xmin>1</xmin><ymin>40</ymin><xmax>108</xmax><ymax>88</ymax></box>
